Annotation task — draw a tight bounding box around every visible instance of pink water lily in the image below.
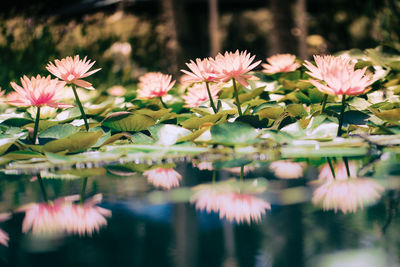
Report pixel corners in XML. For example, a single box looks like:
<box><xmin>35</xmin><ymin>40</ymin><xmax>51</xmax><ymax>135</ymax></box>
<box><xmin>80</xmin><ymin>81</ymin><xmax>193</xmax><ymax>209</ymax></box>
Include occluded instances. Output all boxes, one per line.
<box><xmin>182</xmin><ymin>82</ymin><xmax>221</xmax><ymax>107</ymax></box>
<box><xmin>312</xmin><ymin>161</ymin><xmax>384</xmax><ymax>213</ymax></box>
<box><xmin>46</xmin><ymin>55</ymin><xmax>101</xmax><ymax>90</ymax></box>
<box><xmin>181</xmin><ymin>58</ymin><xmax>219</xmax><ymax>83</ymax></box>
<box><xmin>137</xmin><ymin>72</ymin><xmax>175</xmax><ymax>99</ymax></box>
<box><xmin>303</xmin><ymin>55</ymin><xmax>375</xmax><ymax>95</ymax></box>
<box><xmin>143</xmin><ymin>168</ymin><xmax>182</xmax><ymax>190</ymax></box>
<box><xmin>8</xmin><ymin>75</ymin><xmax>71</xmax><ymax>108</ymax></box>
<box><xmin>262</xmin><ymin>53</ymin><xmax>300</xmax><ymax>74</ymax></box>
<box><xmin>210</xmin><ymin>50</ymin><xmax>261</xmax><ymax>87</ymax></box>
<box><xmin>63</xmin><ymin>194</ymin><xmax>111</xmax><ymax>236</ymax></box>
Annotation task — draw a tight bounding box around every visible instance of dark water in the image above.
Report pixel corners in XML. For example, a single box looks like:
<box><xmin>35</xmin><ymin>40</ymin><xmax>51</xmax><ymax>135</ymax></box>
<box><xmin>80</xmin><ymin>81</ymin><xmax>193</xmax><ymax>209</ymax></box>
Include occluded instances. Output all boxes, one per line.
<box><xmin>0</xmin><ymin>156</ymin><xmax>399</xmax><ymax>267</ymax></box>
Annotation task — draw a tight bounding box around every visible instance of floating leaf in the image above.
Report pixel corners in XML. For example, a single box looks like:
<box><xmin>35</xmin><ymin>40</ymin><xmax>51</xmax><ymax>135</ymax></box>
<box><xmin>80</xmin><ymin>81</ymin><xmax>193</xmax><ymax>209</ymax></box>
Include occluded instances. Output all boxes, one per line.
<box><xmin>43</xmin><ymin>130</ymin><xmax>104</xmax><ymax>153</ymax></box>
<box><xmin>148</xmin><ymin>124</ymin><xmax>192</xmax><ymax>146</ymax></box>
<box><xmin>286</xmin><ymin>104</ymin><xmax>308</xmax><ymax>118</ymax></box>
<box><xmin>238</xmin><ymin>86</ymin><xmax>265</xmax><ymax>102</ymax></box>
<box><xmin>254</xmin><ymin>103</ymin><xmax>285</xmax><ymax>120</ymax></box>
<box><xmin>180</xmin><ymin>114</ymin><xmax>224</xmax><ymax>129</ymax></box>
<box><xmin>211</xmin><ymin>122</ymin><xmax>259</xmax><ymax>146</ymax></box>
<box><xmin>103</xmin><ymin>112</ymin><xmax>155</xmax><ymax>132</ymax></box>
<box><xmin>131</xmin><ymin>132</ymin><xmax>155</xmax><ymax>144</ymax></box>
<box><xmin>39</xmin><ymin>124</ymin><xmax>79</xmax><ymax>139</ymax></box>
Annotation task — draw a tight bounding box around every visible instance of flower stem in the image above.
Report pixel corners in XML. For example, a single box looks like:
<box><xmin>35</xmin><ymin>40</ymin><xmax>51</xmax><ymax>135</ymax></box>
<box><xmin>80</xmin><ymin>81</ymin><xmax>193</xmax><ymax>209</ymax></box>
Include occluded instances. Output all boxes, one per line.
<box><xmin>37</xmin><ymin>173</ymin><xmax>48</xmax><ymax>203</ymax></box>
<box><xmin>343</xmin><ymin>157</ymin><xmax>351</xmax><ymax>178</ymax></box>
<box><xmin>321</xmin><ymin>94</ymin><xmax>328</xmax><ymax>113</ymax></box>
<box><xmin>326</xmin><ymin>157</ymin><xmax>336</xmax><ymax>179</ymax></box>
<box><xmin>232</xmin><ymin>78</ymin><xmax>243</xmax><ymax>116</ymax></box>
<box><xmin>240</xmin><ymin>165</ymin><xmax>244</xmax><ymax>182</ymax></box>
<box><xmin>337</xmin><ymin>95</ymin><xmax>346</xmax><ymax>137</ymax></box>
<box><xmin>71</xmin><ymin>84</ymin><xmax>89</xmax><ymax>131</ymax></box>
<box><xmin>206</xmin><ymin>82</ymin><xmax>217</xmax><ymax>114</ymax></box>
<box><xmin>80</xmin><ymin>177</ymin><xmax>88</xmax><ymax>204</ymax></box>
<box><xmin>159</xmin><ymin>96</ymin><xmax>168</xmax><ymax>109</ymax></box>
<box><xmin>32</xmin><ymin>106</ymin><xmax>41</xmax><ymax>145</ymax></box>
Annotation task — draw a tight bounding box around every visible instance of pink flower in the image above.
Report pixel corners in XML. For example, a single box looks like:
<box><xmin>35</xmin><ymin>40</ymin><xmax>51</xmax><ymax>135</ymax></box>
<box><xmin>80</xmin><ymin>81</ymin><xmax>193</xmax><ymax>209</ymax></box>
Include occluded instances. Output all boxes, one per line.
<box><xmin>143</xmin><ymin>168</ymin><xmax>182</xmax><ymax>190</ymax></box>
<box><xmin>182</xmin><ymin>83</ymin><xmax>221</xmax><ymax>107</ymax></box>
<box><xmin>0</xmin><ymin>213</ymin><xmax>11</xmax><ymax>247</ymax></box>
<box><xmin>0</xmin><ymin>230</ymin><xmax>8</xmax><ymax>247</ymax></box>
<box><xmin>181</xmin><ymin>58</ymin><xmax>219</xmax><ymax>83</ymax></box>
<box><xmin>269</xmin><ymin>160</ymin><xmax>304</xmax><ymax>179</ymax></box>
<box><xmin>218</xmin><ymin>193</ymin><xmax>271</xmax><ymax>224</ymax></box>
<box><xmin>191</xmin><ymin>184</ymin><xmax>270</xmax><ymax>224</ymax></box>
<box><xmin>262</xmin><ymin>54</ymin><xmax>300</xmax><ymax>74</ymax></box>
<box><xmin>137</xmin><ymin>72</ymin><xmax>175</xmax><ymax>99</ymax></box>
<box><xmin>18</xmin><ymin>196</ymin><xmax>77</xmax><ymax>236</ymax></box>
<box><xmin>46</xmin><ymin>55</ymin><xmax>101</xmax><ymax>90</ymax></box>
<box><xmin>210</xmin><ymin>50</ymin><xmax>261</xmax><ymax>87</ymax></box>
<box><xmin>312</xmin><ymin>161</ymin><xmax>384</xmax><ymax>213</ymax></box>
<box><xmin>63</xmin><ymin>194</ymin><xmax>111</xmax><ymax>236</ymax></box>
<box><xmin>8</xmin><ymin>75</ymin><xmax>72</xmax><ymax>108</ymax></box>
<box><xmin>107</xmin><ymin>85</ymin><xmax>127</xmax><ymax>97</ymax></box>
<box><xmin>303</xmin><ymin>55</ymin><xmax>375</xmax><ymax>95</ymax></box>
<box><xmin>191</xmin><ymin>186</ymin><xmax>225</xmax><ymax>213</ymax></box>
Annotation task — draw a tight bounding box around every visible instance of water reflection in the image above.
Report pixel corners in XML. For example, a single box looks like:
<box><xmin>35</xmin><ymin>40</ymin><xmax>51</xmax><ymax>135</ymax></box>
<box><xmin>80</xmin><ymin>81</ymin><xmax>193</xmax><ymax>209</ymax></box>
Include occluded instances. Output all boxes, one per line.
<box><xmin>143</xmin><ymin>167</ymin><xmax>182</xmax><ymax>190</ymax></box>
<box><xmin>312</xmin><ymin>160</ymin><xmax>384</xmax><ymax>214</ymax></box>
<box><xmin>0</xmin><ymin>155</ymin><xmax>398</xmax><ymax>267</ymax></box>
<box><xmin>0</xmin><ymin>213</ymin><xmax>10</xmax><ymax>247</ymax></box>
<box><xmin>191</xmin><ymin>180</ymin><xmax>270</xmax><ymax>224</ymax></box>
<box><xmin>269</xmin><ymin>160</ymin><xmax>305</xmax><ymax>179</ymax></box>
<box><xmin>18</xmin><ymin>194</ymin><xmax>111</xmax><ymax>237</ymax></box>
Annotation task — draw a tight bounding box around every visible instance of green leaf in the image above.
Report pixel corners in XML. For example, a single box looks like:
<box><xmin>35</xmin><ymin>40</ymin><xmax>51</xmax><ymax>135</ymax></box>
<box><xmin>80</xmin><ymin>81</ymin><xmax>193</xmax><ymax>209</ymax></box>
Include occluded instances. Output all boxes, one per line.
<box><xmin>39</xmin><ymin>124</ymin><xmax>79</xmax><ymax>139</ymax></box>
<box><xmin>43</xmin><ymin>130</ymin><xmax>104</xmax><ymax>153</ymax></box>
<box><xmin>343</xmin><ymin>110</ymin><xmax>370</xmax><ymax>125</ymax></box>
<box><xmin>238</xmin><ymin>86</ymin><xmax>265</xmax><ymax>103</ymax></box>
<box><xmin>180</xmin><ymin>114</ymin><xmax>224</xmax><ymax>129</ymax></box>
<box><xmin>371</xmin><ymin>108</ymin><xmax>400</xmax><ymax>121</ymax></box>
<box><xmin>2</xmin><ymin>117</ymin><xmax>33</xmax><ymax>127</ymax></box>
<box><xmin>103</xmin><ymin>112</ymin><xmax>155</xmax><ymax>132</ymax></box>
<box><xmin>254</xmin><ymin>103</ymin><xmax>285</xmax><ymax>120</ymax></box>
<box><xmin>211</xmin><ymin>122</ymin><xmax>259</xmax><ymax>146</ymax></box>
<box><xmin>131</xmin><ymin>132</ymin><xmax>155</xmax><ymax>144</ymax></box>
<box><xmin>235</xmin><ymin>115</ymin><xmax>269</xmax><ymax>128</ymax></box>
<box><xmin>148</xmin><ymin>124</ymin><xmax>192</xmax><ymax>145</ymax></box>
<box><xmin>286</xmin><ymin>104</ymin><xmax>308</xmax><ymax>117</ymax></box>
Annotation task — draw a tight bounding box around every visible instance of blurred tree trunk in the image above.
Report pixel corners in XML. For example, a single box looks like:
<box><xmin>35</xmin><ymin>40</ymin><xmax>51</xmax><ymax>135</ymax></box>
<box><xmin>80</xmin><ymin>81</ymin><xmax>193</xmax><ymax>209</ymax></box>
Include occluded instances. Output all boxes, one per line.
<box><xmin>208</xmin><ymin>0</ymin><xmax>221</xmax><ymax>56</ymax></box>
<box><xmin>161</xmin><ymin>0</ymin><xmax>186</xmax><ymax>76</ymax></box>
<box><xmin>295</xmin><ymin>0</ymin><xmax>308</xmax><ymax>59</ymax></box>
<box><xmin>269</xmin><ymin>0</ymin><xmax>297</xmax><ymax>55</ymax></box>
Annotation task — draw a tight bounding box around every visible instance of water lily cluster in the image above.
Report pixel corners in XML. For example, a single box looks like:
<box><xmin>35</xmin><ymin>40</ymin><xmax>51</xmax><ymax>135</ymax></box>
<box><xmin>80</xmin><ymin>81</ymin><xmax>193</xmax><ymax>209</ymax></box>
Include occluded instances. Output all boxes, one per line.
<box><xmin>0</xmin><ymin>46</ymin><xmax>398</xmax><ymax>230</ymax></box>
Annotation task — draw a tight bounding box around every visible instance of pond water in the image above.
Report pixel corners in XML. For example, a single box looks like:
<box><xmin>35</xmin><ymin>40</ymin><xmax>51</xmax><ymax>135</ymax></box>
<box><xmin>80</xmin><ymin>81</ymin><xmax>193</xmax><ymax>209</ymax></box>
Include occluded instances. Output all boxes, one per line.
<box><xmin>0</xmin><ymin>152</ymin><xmax>399</xmax><ymax>267</ymax></box>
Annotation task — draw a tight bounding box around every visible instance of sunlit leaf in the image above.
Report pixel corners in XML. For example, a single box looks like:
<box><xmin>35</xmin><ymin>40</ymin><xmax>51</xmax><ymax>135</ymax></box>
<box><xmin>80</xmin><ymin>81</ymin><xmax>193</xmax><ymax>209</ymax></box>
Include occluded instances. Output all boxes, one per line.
<box><xmin>103</xmin><ymin>111</ymin><xmax>155</xmax><ymax>132</ymax></box>
<box><xmin>43</xmin><ymin>130</ymin><xmax>104</xmax><ymax>153</ymax></box>
<box><xmin>211</xmin><ymin>122</ymin><xmax>260</xmax><ymax>145</ymax></box>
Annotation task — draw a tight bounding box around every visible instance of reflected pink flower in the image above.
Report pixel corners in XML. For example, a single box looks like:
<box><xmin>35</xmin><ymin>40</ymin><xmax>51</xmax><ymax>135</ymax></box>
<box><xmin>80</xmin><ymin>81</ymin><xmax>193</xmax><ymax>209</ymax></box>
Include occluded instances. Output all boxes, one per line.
<box><xmin>210</xmin><ymin>50</ymin><xmax>261</xmax><ymax>87</ymax></box>
<box><xmin>63</xmin><ymin>194</ymin><xmax>111</xmax><ymax>236</ymax></box>
<box><xmin>193</xmin><ymin>161</ymin><xmax>214</xmax><ymax>171</ymax></box>
<box><xmin>8</xmin><ymin>75</ymin><xmax>72</xmax><ymax>108</ymax></box>
<box><xmin>137</xmin><ymin>72</ymin><xmax>175</xmax><ymax>99</ymax></box>
<box><xmin>0</xmin><ymin>213</ymin><xmax>10</xmax><ymax>247</ymax></box>
<box><xmin>218</xmin><ymin>193</ymin><xmax>271</xmax><ymax>224</ymax></box>
<box><xmin>143</xmin><ymin>168</ymin><xmax>182</xmax><ymax>190</ymax></box>
<box><xmin>191</xmin><ymin>184</ymin><xmax>270</xmax><ymax>224</ymax></box>
<box><xmin>191</xmin><ymin>186</ymin><xmax>224</xmax><ymax>213</ymax></box>
<box><xmin>262</xmin><ymin>54</ymin><xmax>300</xmax><ymax>74</ymax></box>
<box><xmin>182</xmin><ymin>83</ymin><xmax>221</xmax><ymax>107</ymax></box>
<box><xmin>303</xmin><ymin>55</ymin><xmax>375</xmax><ymax>95</ymax></box>
<box><xmin>181</xmin><ymin>58</ymin><xmax>219</xmax><ymax>83</ymax></box>
<box><xmin>312</xmin><ymin>161</ymin><xmax>384</xmax><ymax>213</ymax></box>
<box><xmin>269</xmin><ymin>160</ymin><xmax>304</xmax><ymax>179</ymax></box>
<box><xmin>225</xmin><ymin>166</ymin><xmax>255</xmax><ymax>175</ymax></box>
<box><xmin>107</xmin><ymin>85</ymin><xmax>126</xmax><ymax>97</ymax></box>
<box><xmin>18</xmin><ymin>196</ymin><xmax>77</xmax><ymax>236</ymax></box>
<box><xmin>46</xmin><ymin>55</ymin><xmax>101</xmax><ymax>90</ymax></box>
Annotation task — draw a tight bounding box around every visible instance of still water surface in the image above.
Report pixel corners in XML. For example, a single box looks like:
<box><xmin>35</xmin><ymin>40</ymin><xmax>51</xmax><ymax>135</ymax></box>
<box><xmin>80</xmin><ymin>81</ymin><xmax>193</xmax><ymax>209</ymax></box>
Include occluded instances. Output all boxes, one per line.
<box><xmin>0</xmin><ymin>156</ymin><xmax>398</xmax><ymax>267</ymax></box>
